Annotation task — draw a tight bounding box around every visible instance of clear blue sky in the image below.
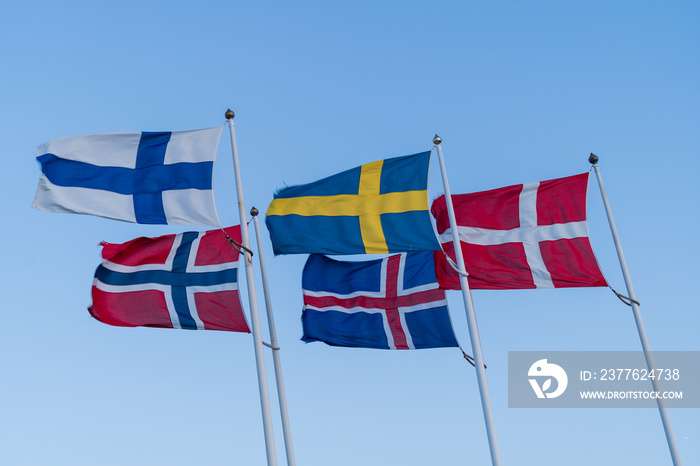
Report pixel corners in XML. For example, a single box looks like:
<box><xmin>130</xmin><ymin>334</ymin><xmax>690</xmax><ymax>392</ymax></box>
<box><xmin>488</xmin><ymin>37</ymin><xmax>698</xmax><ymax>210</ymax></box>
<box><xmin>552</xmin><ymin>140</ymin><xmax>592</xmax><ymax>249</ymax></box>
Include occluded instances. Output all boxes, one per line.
<box><xmin>2</xmin><ymin>1</ymin><xmax>698</xmax><ymax>465</ymax></box>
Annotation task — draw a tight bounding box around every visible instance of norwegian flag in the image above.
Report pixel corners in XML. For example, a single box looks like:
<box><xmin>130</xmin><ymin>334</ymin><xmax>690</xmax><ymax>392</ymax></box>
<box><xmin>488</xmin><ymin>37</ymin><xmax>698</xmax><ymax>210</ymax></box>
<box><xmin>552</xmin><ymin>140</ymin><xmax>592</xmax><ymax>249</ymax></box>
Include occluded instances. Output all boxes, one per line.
<box><xmin>432</xmin><ymin>172</ymin><xmax>607</xmax><ymax>290</ymax></box>
<box><xmin>89</xmin><ymin>226</ymin><xmax>250</xmax><ymax>333</ymax></box>
<box><xmin>302</xmin><ymin>251</ymin><xmax>458</xmax><ymax>350</ymax></box>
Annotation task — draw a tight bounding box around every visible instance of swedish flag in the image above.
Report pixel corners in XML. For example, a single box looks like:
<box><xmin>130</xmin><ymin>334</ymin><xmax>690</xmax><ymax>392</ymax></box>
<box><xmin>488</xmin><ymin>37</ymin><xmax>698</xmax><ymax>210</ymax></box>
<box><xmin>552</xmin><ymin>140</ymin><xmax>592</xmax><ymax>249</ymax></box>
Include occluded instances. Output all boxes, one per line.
<box><xmin>265</xmin><ymin>151</ymin><xmax>441</xmax><ymax>255</ymax></box>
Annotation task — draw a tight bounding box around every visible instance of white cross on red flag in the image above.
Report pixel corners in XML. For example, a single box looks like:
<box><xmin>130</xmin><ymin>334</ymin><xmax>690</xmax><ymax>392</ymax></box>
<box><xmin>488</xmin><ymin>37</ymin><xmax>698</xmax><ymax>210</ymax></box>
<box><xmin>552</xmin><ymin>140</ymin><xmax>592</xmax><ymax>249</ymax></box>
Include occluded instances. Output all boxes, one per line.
<box><xmin>432</xmin><ymin>172</ymin><xmax>608</xmax><ymax>290</ymax></box>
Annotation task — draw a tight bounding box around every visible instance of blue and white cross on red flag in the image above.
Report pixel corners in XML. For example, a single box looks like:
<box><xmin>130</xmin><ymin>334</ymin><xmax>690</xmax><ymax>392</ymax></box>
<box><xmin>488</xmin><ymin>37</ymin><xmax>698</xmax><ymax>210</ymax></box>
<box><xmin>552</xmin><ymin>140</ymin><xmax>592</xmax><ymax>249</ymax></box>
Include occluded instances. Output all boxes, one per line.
<box><xmin>89</xmin><ymin>226</ymin><xmax>250</xmax><ymax>333</ymax></box>
<box><xmin>302</xmin><ymin>251</ymin><xmax>458</xmax><ymax>350</ymax></box>
<box><xmin>33</xmin><ymin>126</ymin><xmax>223</xmax><ymax>226</ymax></box>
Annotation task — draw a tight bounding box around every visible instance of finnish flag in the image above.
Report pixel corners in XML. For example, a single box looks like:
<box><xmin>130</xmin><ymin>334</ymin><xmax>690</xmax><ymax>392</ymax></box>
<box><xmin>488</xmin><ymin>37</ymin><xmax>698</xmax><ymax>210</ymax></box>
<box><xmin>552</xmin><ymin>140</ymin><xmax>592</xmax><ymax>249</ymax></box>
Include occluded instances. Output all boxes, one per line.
<box><xmin>33</xmin><ymin>126</ymin><xmax>223</xmax><ymax>226</ymax></box>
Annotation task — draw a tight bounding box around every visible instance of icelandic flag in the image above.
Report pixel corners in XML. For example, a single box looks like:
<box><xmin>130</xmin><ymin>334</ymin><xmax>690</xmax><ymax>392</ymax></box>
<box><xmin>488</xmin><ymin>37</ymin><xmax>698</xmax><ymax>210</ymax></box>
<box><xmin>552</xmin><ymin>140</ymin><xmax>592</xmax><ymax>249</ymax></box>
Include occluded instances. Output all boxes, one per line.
<box><xmin>302</xmin><ymin>251</ymin><xmax>458</xmax><ymax>350</ymax></box>
<box><xmin>89</xmin><ymin>226</ymin><xmax>250</xmax><ymax>333</ymax></box>
<box><xmin>432</xmin><ymin>172</ymin><xmax>608</xmax><ymax>290</ymax></box>
<box><xmin>266</xmin><ymin>151</ymin><xmax>441</xmax><ymax>255</ymax></box>
<box><xmin>33</xmin><ymin>126</ymin><xmax>223</xmax><ymax>226</ymax></box>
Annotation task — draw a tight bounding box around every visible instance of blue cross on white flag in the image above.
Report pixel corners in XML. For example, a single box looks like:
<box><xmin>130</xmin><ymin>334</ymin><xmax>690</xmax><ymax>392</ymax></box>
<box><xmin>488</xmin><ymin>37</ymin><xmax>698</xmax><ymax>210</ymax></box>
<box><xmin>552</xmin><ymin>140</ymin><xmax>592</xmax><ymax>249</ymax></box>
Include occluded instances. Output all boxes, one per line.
<box><xmin>33</xmin><ymin>126</ymin><xmax>223</xmax><ymax>226</ymax></box>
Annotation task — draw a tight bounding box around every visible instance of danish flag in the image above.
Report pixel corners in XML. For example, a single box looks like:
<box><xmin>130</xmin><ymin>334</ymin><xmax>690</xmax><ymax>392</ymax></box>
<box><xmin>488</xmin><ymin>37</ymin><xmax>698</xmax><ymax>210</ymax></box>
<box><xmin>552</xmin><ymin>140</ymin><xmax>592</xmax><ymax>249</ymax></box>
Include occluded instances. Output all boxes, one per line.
<box><xmin>432</xmin><ymin>173</ymin><xmax>607</xmax><ymax>290</ymax></box>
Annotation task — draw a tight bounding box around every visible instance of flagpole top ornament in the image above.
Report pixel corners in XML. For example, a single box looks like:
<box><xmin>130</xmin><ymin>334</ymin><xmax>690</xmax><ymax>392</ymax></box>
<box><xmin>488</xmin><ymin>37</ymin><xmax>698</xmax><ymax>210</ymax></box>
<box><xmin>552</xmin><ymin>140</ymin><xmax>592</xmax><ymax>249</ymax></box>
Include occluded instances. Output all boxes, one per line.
<box><xmin>250</xmin><ymin>207</ymin><xmax>259</xmax><ymax>217</ymax></box>
<box><xmin>589</xmin><ymin>153</ymin><xmax>599</xmax><ymax>164</ymax></box>
<box><xmin>225</xmin><ymin>109</ymin><xmax>235</xmax><ymax>120</ymax></box>
<box><xmin>433</xmin><ymin>134</ymin><xmax>442</xmax><ymax>145</ymax></box>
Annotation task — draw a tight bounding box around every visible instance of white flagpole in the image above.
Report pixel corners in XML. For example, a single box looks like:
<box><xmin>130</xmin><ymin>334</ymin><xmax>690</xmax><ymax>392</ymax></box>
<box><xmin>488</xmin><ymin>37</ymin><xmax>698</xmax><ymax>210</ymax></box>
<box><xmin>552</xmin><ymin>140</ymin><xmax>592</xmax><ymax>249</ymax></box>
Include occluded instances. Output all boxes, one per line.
<box><xmin>250</xmin><ymin>206</ymin><xmax>297</xmax><ymax>466</ymax></box>
<box><xmin>589</xmin><ymin>154</ymin><xmax>682</xmax><ymax>466</ymax></box>
<box><xmin>433</xmin><ymin>135</ymin><xmax>502</xmax><ymax>466</ymax></box>
<box><xmin>225</xmin><ymin>109</ymin><xmax>278</xmax><ymax>466</ymax></box>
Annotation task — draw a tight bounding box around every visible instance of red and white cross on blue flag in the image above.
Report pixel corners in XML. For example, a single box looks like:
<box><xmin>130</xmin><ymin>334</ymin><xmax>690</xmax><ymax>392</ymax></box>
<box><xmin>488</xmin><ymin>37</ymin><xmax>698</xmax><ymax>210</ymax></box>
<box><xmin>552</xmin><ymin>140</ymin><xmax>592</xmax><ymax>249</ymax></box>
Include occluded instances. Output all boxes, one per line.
<box><xmin>89</xmin><ymin>226</ymin><xmax>250</xmax><ymax>333</ymax></box>
<box><xmin>302</xmin><ymin>251</ymin><xmax>458</xmax><ymax>350</ymax></box>
<box><xmin>432</xmin><ymin>172</ymin><xmax>608</xmax><ymax>290</ymax></box>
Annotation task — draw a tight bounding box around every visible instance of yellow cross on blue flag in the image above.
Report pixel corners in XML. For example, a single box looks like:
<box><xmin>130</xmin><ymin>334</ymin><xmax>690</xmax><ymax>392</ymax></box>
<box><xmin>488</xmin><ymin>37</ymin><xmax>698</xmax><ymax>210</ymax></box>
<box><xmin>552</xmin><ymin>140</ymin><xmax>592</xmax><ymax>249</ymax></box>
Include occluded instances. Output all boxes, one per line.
<box><xmin>265</xmin><ymin>151</ymin><xmax>441</xmax><ymax>254</ymax></box>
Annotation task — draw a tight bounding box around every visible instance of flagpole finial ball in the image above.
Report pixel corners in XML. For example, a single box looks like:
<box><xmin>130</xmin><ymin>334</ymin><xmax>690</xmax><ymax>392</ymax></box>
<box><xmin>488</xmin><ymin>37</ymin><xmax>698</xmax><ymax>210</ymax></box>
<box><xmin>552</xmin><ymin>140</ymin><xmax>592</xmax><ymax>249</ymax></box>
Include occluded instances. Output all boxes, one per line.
<box><xmin>250</xmin><ymin>207</ymin><xmax>259</xmax><ymax>217</ymax></box>
<box><xmin>225</xmin><ymin>109</ymin><xmax>235</xmax><ymax>120</ymax></box>
<box><xmin>588</xmin><ymin>153</ymin><xmax>599</xmax><ymax>164</ymax></box>
<box><xmin>433</xmin><ymin>134</ymin><xmax>442</xmax><ymax>145</ymax></box>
